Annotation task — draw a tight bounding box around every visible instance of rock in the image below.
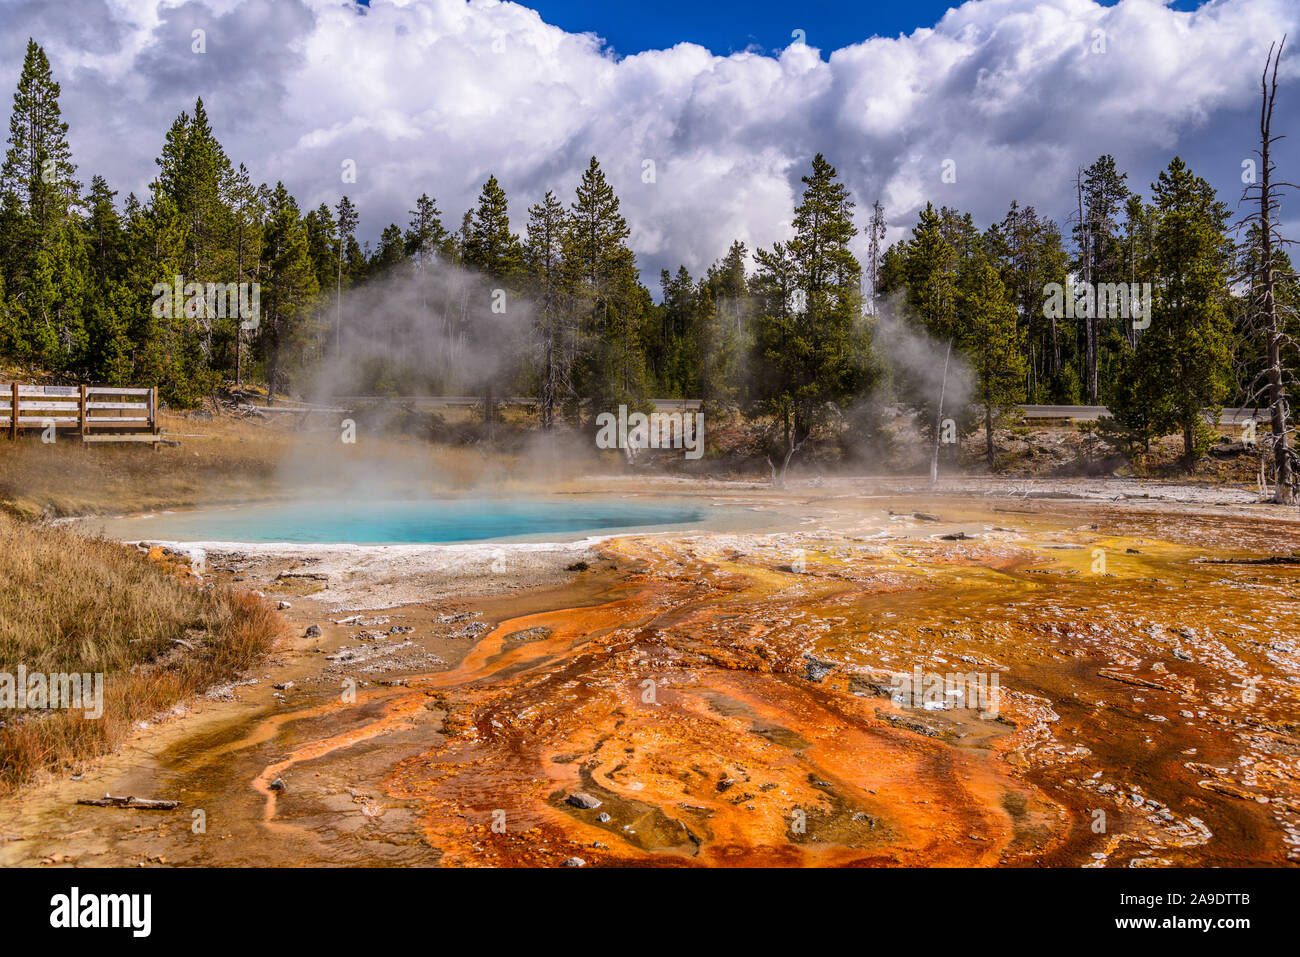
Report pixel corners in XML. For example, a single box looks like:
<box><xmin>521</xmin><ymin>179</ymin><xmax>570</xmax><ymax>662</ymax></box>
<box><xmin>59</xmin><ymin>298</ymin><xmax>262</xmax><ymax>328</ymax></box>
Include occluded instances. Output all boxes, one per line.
<box><xmin>388</xmin><ymin>625</ymin><xmax>414</xmax><ymax>635</ymax></box>
<box><xmin>597</xmin><ymin>812</ymin><xmax>611</xmax><ymax>823</ymax></box>
<box><xmin>565</xmin><ymin>792</ymin><xmax>602</xmax><ymax>810</ymax></box>
<box><xmin>849</xmin><ymin>675</ymin><xmax>894</xmax><ymax>698</ymax></box>
<box><xmin>305</xmin><ymin>625</ymin><xmax>321</xmax><ymax>638</ymax></box>
<box><xmin>803</xmin><ymin>655</ymin><xmax>835</xmax><ymax>682</ymax></box>
<box><xmin>562</xmin><ymin>857</ymin><xmax>587</xmax><ymax>867</ymax></box>
<box><xmin>273</xmin><ymin>681</ymin><xmax>294</xmax><ymax>690</ymax></box>
<box><xmin>277</xmin><ymin>600</ymin><xmax>293</xmax><ymax>609</ymax></box>
<box><xmin>434</xmin><ymin>611</ymin><xmax>480</xmax><ymax>624</ymax></box>
<box><xmin>566</xmin><ymin>561</ymin><xmax>589</xmax><ymax>572</ymax></box>
<box><xmin>269</xmin><ymin>778</ymin><xmax>287</xmax><ymax>792</ymax></box>
<box><xmin>1210</xmin><ymin>441</ymin><xmax>1251</xmax><ymax>458</ymax></box>
<box><xmin>505</xmin><ymin>625</ymin><xmax>553</xmax><ymax>643</ymax></box>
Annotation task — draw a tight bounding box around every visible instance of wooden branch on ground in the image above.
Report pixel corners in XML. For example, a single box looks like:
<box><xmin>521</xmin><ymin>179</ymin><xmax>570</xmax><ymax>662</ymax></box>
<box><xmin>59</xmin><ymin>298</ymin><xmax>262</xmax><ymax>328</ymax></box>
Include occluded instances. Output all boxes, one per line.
<box><xmin>76</xmin><ymin>795</ymin><xmax>180</xmax><ymax>810</ymax></box>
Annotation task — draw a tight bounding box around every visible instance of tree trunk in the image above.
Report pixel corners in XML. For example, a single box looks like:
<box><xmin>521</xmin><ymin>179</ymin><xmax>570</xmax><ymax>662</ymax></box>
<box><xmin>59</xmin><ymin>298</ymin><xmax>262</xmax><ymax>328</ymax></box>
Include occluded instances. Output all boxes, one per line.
<box><xmin>1077</xmin><ymin>171</ymin><xmax>1098</xmax><ymax>404</ymax></box>
<box><xmin>931</xmin><ymin>340</ymin><xmax>952</xmax><ymax>485</ymax></box>
<box><xmin>1256</xmin><ymin>39</ymin><xmax>1296</xmax><ymax>504</ymax></box>
<box><xmin>541</xmin><ymin>335</ymin><xmax>555</xmax><ymax>431</ymax></box>
<box><xmin>985</xmin><ymin>403</ymin><xmax>994</xmax><ymax>467</ymax></box>
<box><xmin>267</xmin><ymin>339</ymin><xmax>279</xmax><ymax>407</ymax></box>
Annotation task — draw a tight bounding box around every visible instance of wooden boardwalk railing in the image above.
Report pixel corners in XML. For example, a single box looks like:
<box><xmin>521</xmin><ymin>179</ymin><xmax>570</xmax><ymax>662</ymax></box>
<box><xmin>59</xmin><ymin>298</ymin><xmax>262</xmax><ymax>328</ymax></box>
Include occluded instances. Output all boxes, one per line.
<box><xmin>1</xmin><ymin>384</ymin><xmax>159</xmax><ymax>442</ymax></box>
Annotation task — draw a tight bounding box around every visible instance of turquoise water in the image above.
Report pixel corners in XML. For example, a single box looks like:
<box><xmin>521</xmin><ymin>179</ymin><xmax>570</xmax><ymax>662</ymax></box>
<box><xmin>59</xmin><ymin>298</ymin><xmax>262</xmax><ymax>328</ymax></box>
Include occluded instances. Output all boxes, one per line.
<box><xmin>99</xmin><ymin>497</ymin><xmax>709</xmax><ymax>544</ymax></box>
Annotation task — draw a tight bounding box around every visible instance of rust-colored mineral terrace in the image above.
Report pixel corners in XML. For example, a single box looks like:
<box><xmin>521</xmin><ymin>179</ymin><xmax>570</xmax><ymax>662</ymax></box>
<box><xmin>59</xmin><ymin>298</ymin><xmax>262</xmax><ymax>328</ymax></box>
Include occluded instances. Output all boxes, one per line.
<box><xmin>2</xmin><ymin>490</ymin><xmax>1298</xmax><ymax>868</ymax></box>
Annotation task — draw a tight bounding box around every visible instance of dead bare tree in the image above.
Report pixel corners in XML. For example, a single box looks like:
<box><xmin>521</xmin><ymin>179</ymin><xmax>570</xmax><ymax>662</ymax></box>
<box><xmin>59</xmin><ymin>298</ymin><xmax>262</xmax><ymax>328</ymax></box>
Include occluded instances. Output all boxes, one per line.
<box><xmin>930</xmin><ymin>339</ymin><xmax>952</xmax><ymax>485</ymax></box>
<box><xmin>1235</xmin><ymin>35</ymin><xmax>1299</xmax><ymax>505</ymax></box>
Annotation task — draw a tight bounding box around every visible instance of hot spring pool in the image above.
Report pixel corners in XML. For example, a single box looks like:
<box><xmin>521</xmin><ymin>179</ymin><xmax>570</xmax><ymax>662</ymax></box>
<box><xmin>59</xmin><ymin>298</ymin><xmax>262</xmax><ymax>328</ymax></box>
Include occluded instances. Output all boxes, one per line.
<box><xmin>92</xmin><ymin>497</ymin><xmax>711</xmax><ymax>545</ymax></box>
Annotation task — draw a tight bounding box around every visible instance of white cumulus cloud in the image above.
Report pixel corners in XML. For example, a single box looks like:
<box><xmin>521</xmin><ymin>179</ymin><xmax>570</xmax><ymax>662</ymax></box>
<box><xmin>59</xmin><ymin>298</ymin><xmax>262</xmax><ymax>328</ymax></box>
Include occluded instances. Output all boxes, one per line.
<box><xmin>0</xmin><ymin>0</ymin><xmax>1296</xmax><ymax>284</ymax></box>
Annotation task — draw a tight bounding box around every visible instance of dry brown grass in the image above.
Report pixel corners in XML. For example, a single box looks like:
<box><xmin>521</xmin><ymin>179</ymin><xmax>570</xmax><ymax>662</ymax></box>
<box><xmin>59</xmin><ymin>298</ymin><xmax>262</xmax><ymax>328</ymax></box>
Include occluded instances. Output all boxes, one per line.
<box><xmin>0</xmin><ymin>412</ymin><xmax>291</xmax><ymax>519</ymax></box>
<box><xmin>0</xmin><ymin>407</ymin><xmax>610</xmax><ymax>520</ymax></box>
<box><xmin>0</xmin><ymin>512</ymin><xmax>282</xmax><ymax>790</ymax></box>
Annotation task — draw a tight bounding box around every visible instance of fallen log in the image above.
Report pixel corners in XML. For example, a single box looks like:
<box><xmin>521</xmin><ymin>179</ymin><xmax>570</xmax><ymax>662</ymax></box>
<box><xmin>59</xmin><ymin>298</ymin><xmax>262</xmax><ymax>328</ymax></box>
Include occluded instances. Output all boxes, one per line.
<box><xmin>76</xmin><ymin>794</ymin><xmax>179</xmax><ymax>810</ymax></box>
<box><xmin>1097</xmin><ymin>669</ymin><xmax>1176</xmax><ymax>692</ymax></box>
<box><xmin>1194</xmin><ymin>555</ymin><xmax>1300</xmax><ymax>566</ymax></box>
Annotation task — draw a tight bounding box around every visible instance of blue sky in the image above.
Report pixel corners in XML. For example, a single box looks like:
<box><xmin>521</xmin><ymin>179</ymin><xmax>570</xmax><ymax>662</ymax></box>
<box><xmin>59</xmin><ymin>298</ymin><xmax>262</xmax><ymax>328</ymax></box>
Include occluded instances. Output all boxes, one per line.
<box><xmin>404</xmin><ymin>0</ymin><xmax>1205</xmax><ymax>57</ymax></box>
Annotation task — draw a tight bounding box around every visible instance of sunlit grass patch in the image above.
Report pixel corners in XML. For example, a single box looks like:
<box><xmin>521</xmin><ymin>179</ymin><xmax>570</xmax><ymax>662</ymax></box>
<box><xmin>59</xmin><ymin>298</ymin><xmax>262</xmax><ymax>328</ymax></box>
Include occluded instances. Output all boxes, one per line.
<box><xmin>0</xmin><ymin>512</ymin><xmax>282</xmax><ymax>791</ymax></box>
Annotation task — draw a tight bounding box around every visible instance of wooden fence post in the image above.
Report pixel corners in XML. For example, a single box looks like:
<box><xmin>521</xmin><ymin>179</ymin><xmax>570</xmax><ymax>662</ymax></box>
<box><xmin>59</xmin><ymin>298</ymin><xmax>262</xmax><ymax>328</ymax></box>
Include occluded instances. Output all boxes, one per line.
<box><xmin>80</xmin><ymin>384</ymin><xmax>88</xmax><ymax>437</ymax></box>
<box><xmin>9</xmin><ymin>383</ymin><xmax>16</xmax><ymax>440</ymax></box>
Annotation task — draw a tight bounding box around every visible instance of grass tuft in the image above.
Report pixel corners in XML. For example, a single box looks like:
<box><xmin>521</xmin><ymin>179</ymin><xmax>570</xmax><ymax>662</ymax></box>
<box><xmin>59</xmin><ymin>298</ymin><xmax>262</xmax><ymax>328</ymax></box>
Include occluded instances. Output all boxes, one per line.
<box><xmin>0</xmin><ymin>512</ymin><xmax>281</xmax><ymax>791</ymax></box>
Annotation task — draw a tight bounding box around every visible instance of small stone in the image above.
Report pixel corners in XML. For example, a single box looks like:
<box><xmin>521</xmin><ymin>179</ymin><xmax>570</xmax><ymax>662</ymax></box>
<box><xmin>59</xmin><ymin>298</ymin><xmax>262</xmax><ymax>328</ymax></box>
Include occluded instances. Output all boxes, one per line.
<box><xmin>562</xmin><ymin>857</ymin><xmax>586</xmax><ymax>867</ymax></box>
<box><xmin>565</xmin><ymin>792</ymin><xmax>602</xmax><ymax>809</ymax></box>
<box><xmin>803</xmin><ymin>656</ymin><xmax>835</xmax><ymax>682</ymax></box>
<box><xmin>277</xmin><ymin>600</ymin><xmax>292</xmax><ymax>609</ymax></box>
<box><xmin>305</xmin><ymin>625</ymin><xmax>321</xmax><ymax>638</ymax></box>
<box><xmin>269</xmin><ymin>777</ymin><xmax>287</xmax><ymax>792</ymax></box>
<box><xmin>597</xmin><ymin>812</ymin><xmax>611</xmax><ymax>823</ymax></box>
<box><xmin>273</xmin><ymin>681</ymin><xmax>294</xmax><ymax>690</ymax></box>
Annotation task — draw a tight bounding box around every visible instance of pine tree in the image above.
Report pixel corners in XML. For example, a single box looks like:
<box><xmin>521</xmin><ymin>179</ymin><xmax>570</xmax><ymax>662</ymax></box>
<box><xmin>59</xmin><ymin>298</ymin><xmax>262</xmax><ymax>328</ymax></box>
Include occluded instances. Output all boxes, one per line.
<box><xmin>81</xmin><ymin>175</ymin><xmax>132</xmax><ymax>382</ymax></box>
<box><xmin>83</xmin><ymin>176</ymin><xmax>122</xmax><ymax>281</ymax></box>
<box><xmin>0</xmin><ymin>39</ymin><xmax>87</xmax><ymax>371</ymax></box>
<box><xmin>463</xmin><ymin>175</ymin><xmax>522</xmax><ymax>278</ymax></box>
<box><xmin>405</xmin><ymin>193</ymin><xmax>448</xmax><ymax>263</ymax></box>
<box><xmin>125</xmin><ymin>193</ymin><xmax>198</xmax><ymax>403</ymax></box>
<box><xmin>749</xmin><ymin>154</ymin><xmax>863</xmax><ymax>480</ymax></box>
<box><xmin>903</xmin><ymin>203</ymin><xmax>958</xmax><ymax>339</ymax></box>
<box><xmin>959</xmin><ymin>254</ymin><xmax>1025</xmax><ymax>465</ymax></box>
<box><xmin>524</xmin><ymin>189</ymin><xmax>570</xmax><ymax>428</ymax></box>
<box><xmin>564</xmin><ymin>157</ymin><xmax>645</xmax><ymax>411</ymax></box>
<box><xmin>1</xmin><ymin>39</ymin><xmax>78</xmax><ymax>238</ymax></box>
<box><xmin>332</xmin><ymin>195</ymin><xmax>358</xmax><ymax>353</ymax></box>
<box><xmin>261</xmin><ymin>183</ymin><xmax>319</xmax><ymax>402</ymax></box>
<box><xmin>224</xmin><ymin>164</ymin><xmax>264</xmax><ymax>383</ymax></box>
<box><xmin>370</xmin><ymin>223</ymin><xmax>407</xmax><ymax>274</ymax></box>
<box><xmin>152</xmin><ymin>98</ymin><xmax>233</xmax><ymax>281</ymax></box>
<box><xmin>461</xmin><ymin>174</ymin><xmax>523</xmax><ymax>432</ymax></box>
<box><xmin>895</xmin><ymin>203</ymin><xmax>964</xmax><ymax>480</ymax></box>
<box><xmin>1073</xmin><ymin>155</ymin><xmax>1130</xmax><ymax>403</ymax></box>
<box><xmin>653</xmin><ymin>265</ymin><xmax>700</xmax><ymax>396</ymax></box>
<box><xmin>989</xmin><ymin>202</ymin><xmax>1069</xmax><ymax>401</ymax></box>
<box><xmin>1131</xmin><ymin>157</ymin><xmax>1233</xmax><ymax>466</ymax></box>
<box><xmin>702</xmin><ymin>240</ymin><xmax>748</xmax><ymax>405</ymax></box>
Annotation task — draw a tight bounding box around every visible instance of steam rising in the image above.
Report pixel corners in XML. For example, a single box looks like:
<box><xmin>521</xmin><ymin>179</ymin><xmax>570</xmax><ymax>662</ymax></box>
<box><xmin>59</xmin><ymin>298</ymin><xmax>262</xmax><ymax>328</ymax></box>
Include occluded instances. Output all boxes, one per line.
<box><xmin>307</xmin><ymin>257</ymin><xmax>538</xmax><ymax>403</ymax></box>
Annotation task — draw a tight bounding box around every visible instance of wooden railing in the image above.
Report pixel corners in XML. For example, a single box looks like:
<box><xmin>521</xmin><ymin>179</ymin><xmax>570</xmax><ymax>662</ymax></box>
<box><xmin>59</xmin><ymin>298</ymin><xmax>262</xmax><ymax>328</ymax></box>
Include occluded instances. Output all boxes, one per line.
<box><xmin>1</xmin><ymin>384</ymin><xmax>158</xmax><ymax>441</ymax></box>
